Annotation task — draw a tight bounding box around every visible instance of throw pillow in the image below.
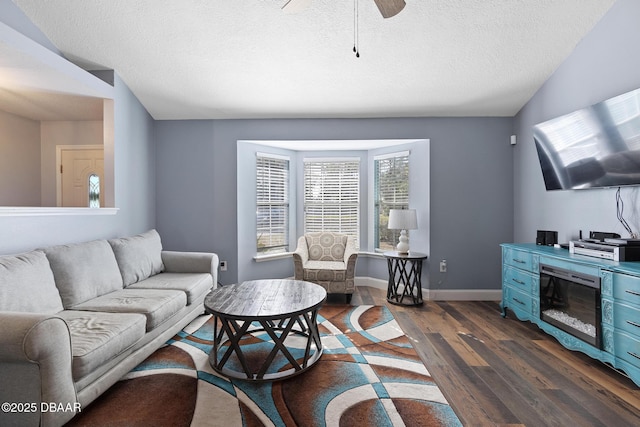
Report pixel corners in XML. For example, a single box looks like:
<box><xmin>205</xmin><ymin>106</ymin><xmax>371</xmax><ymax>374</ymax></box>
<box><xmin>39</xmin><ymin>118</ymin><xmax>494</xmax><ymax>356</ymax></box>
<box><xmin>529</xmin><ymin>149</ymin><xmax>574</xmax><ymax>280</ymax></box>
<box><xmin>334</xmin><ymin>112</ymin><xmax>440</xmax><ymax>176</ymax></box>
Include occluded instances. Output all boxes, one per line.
<box><xmin>0</xmin><ymin>250</ymin><xmax>63</xmax><ymax>314</ymax></box>
<box><xmin>108</xmin><ymin>229</ymin><xmax>165</xmax><ymax>287</ymax></box>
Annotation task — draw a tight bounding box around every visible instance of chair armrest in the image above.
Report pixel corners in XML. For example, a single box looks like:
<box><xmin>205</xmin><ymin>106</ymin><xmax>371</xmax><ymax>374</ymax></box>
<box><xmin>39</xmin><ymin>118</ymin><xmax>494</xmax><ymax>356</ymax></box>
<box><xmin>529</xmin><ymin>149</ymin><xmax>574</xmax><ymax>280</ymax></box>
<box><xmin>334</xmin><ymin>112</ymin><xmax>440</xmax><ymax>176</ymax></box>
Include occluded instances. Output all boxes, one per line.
<box><xmin>0</xmin><ymin>312</ymin><xmax>78</xmax><ymax>427</ymax></box>
<box><xmin>344</xmin><ymin>239</ymin><xmax>358</xmax><ymax>278</ymax></box>
<box><xmin>292</xmin><ymin>236</ymin><xmax>308</xmax><ymax>279</ymax></box>
<box><xmin>293</xmin><ymin>236</ymin><xmax>309</xmax><ymax>263</ymax></box>
<box><xmin>161</xmin><ymin>251</ymin><xmax>219</xmax><ymax>288</ymax></box>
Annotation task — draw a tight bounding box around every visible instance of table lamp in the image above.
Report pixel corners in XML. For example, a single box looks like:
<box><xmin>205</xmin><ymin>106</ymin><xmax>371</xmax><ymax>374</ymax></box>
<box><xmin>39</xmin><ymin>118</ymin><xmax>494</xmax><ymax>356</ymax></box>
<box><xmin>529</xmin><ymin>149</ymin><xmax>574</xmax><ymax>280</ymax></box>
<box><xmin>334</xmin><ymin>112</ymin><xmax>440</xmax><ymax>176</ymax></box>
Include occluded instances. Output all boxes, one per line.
<box><xmin>388</xmin><ymin>209</ymin><xmax>418</xmax><ymax>254</ymax></box>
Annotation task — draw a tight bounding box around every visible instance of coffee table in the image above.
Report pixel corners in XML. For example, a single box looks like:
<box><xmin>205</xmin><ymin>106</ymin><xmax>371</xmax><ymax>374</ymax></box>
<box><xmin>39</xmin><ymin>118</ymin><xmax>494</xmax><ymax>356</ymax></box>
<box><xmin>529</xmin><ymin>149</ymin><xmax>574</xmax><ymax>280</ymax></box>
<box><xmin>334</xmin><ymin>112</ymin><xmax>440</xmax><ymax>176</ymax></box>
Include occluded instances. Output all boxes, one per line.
<box><xmin>204</xmin><ymin>279</ymin><xmax>326</xmax><ymax>381</ymax></box>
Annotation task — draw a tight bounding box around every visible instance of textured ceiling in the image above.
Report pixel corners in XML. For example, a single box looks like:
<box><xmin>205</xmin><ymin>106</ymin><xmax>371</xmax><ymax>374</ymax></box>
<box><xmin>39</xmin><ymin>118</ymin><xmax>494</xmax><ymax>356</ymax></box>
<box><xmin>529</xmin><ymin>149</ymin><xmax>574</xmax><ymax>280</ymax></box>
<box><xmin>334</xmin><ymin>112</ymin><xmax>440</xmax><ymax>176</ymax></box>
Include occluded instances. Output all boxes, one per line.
<box><xmin>13</xmin><ymin>0</ymin><xmax>616</xmax><ymax>120</ymax></box>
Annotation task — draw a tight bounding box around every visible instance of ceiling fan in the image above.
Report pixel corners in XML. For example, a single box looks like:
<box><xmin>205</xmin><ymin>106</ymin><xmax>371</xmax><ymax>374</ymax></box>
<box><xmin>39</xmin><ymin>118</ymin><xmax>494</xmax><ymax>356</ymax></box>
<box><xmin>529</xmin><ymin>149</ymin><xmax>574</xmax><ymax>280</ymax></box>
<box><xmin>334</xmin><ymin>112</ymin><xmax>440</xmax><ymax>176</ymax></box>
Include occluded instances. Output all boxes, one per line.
<box><xmin>282</xmin><ymin>0</ymin><xmax>406</xmax><ymax>18</ymax></box>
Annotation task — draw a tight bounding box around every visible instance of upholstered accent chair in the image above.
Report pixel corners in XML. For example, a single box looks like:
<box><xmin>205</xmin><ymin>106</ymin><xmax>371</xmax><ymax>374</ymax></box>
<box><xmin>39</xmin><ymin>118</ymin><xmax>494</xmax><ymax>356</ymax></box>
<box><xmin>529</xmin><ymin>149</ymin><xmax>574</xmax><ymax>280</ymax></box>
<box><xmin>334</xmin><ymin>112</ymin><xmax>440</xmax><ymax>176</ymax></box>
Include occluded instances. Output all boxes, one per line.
<box><xmin>293</xmin><ymin>232</ymin><xmax>358</xmax><ymax>303</ymax></box>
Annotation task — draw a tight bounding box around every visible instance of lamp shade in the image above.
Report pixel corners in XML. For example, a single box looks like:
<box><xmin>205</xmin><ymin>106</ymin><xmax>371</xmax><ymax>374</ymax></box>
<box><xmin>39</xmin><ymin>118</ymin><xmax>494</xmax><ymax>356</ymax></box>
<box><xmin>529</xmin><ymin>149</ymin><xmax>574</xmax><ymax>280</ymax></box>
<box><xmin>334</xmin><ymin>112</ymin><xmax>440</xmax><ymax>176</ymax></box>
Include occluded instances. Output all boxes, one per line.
<box><xmin>388</xmin><ymin>209</ymin><xmax>417</xmax><ymax>230</ymax></box>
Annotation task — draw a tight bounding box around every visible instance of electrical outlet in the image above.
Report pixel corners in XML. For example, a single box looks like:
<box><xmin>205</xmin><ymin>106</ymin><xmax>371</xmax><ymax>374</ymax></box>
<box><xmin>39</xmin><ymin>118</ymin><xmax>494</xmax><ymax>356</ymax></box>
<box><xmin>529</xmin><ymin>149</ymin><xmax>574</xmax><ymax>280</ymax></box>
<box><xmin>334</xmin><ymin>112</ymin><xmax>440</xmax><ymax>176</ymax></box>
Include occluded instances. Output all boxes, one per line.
<box><xmin>439</xmin><ymin>260</ymin><xmax>447</xmax><ymax>273</ymax></box>
<box><xmin>220</xmin><ymin>261</ymin><xmax>227</xmax><ymax>272</ymax></box>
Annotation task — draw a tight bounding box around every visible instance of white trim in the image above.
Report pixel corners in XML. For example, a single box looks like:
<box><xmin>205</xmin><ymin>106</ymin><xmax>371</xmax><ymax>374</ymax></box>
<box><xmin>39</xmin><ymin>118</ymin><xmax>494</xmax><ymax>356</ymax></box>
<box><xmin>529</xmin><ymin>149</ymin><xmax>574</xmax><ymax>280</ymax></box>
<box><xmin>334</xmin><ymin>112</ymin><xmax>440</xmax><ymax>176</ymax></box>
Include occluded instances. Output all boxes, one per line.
<box><xmin>373</xmin><ymin>150</ymin><xmax>410</xmax><ymax>160</ymax></box>
<box><xmin>254</xmin><ymin>251</ymin><xmax>383</xmax><ymax>262</ymax></box>
<box><xmin>303</xmin><ymin>156</ymin><xmax>361</xmax><ymax>163</ymax></box>
<box><xmin>355</xmin><ymin>276</ymin><xmax>387</xmax><ymax>289</ymax></box>
<box><xmin>241</xmin><ymin>139</ymin><xmax>421</xmax><ymax>152</ymax></box>
<box><xmin>254</xmin><ymin>252</ymin><xmax>292</xmax><ymax>262</ymax></box>
<box><xmin>424</xmin><ymin>289</ymin><xmax>502</xmax><ymax>301</ymax></box>
<box><xmin>256</xmin><ymin>152</ymin><xmax>290</xmax><ymax>161</ymax></box>
<box><xmin>355</xmin><ymin>277</ymin><xmax>502</xmax><ymax>301</ymax></box>
<box><xmin>357</xmin><ymin>251</ymin><xmax>385</xmax><ymax>259</ymax></box>
<box><xmin>0</xmin><ymin>207</ymin><xmax>118</xmax><ymax>216</ymax></box>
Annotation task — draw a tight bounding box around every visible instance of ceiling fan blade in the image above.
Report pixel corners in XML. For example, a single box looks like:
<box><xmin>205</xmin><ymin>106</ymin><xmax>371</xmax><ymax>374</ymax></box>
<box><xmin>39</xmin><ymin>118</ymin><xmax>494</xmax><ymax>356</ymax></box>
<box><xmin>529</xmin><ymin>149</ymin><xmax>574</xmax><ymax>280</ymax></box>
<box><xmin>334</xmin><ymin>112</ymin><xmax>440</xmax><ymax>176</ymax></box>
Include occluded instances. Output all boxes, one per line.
<box><xmin>282</xmin><ymin>0</ymin><xmax>312</xmax><ymax>14</ymax></box>
<box><xmin>372</xmin><ymin>0</ymin><xmax>406</xmax><ymax>18</ymax></box>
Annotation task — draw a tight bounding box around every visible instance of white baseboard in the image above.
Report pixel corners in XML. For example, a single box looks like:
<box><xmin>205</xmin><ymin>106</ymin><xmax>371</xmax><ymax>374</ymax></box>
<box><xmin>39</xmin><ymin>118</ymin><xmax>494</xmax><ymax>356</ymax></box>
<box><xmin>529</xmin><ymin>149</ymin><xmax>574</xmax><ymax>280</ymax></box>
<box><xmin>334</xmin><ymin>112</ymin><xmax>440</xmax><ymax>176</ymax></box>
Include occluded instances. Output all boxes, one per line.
<box><xmin>355</xmin><ymin>277</ymin><xmax>502</xmax><ymax>301</ymax></box>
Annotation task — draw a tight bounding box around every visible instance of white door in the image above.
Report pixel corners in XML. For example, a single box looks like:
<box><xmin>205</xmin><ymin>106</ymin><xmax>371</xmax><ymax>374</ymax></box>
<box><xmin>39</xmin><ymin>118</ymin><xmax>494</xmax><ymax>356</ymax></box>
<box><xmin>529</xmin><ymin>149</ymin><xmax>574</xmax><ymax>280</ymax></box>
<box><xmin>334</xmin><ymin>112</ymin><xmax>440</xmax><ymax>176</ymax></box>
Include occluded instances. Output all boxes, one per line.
<box><xmin>59</xmin><ymin>147</ymin><xmax>104</xmax><ymax>207</ymax></box>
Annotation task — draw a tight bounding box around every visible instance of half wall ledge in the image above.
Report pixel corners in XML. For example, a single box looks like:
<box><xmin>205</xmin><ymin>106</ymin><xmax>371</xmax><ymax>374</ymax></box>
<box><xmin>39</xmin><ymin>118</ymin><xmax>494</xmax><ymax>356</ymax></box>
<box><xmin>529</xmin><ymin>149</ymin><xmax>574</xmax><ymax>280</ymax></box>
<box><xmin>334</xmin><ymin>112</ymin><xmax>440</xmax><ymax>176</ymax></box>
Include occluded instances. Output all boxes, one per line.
<box><xmin>0</xmin><ymin>207</ymin><xmax>119</xmax><ymax>216</ymax></box>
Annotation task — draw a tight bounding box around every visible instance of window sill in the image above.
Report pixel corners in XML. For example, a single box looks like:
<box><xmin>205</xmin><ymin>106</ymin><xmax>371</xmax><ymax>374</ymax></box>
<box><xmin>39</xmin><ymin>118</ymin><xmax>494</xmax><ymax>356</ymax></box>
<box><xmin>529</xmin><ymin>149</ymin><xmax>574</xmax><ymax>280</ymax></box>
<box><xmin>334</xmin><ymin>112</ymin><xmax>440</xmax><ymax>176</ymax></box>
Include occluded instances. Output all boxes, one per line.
<box><xmin>254</xmin><ymin>252</ymin><xmax>293</xmax><ymax>262</ymax></box>
<box><xmin>254</xmin><ymin>250</ymin><xmax>385</xmax><ymax>262</ymax></box>
<box><xmin>358</xmin><ymin>251</ymin><xmax>385</xmax><ymax>259</ymax></box>
<box><xmin>0</xmin><ymin>207</ymin><xmax>119</xmax><ymax>216</ymax></box>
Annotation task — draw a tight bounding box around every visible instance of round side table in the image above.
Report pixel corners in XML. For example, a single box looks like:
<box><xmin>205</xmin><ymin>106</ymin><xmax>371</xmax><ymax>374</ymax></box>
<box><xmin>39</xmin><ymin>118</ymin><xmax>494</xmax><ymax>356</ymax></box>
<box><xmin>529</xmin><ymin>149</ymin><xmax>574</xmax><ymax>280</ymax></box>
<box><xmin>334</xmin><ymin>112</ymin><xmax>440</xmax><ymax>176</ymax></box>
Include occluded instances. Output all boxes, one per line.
<box><xmin>384</xmin><ymin>251</ymin><xmax>428</xmax><ymax>306</ymax></box>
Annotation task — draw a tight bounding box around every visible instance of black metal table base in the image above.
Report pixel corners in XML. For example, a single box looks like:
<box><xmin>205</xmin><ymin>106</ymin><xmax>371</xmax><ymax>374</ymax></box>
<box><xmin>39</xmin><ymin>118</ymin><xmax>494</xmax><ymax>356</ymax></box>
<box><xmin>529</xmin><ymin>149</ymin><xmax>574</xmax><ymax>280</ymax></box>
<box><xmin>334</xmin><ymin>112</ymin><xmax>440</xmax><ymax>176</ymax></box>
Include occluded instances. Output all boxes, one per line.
<box><xmin>385</xmin><ymin>251</ymin><xmax>427</xmax><ymax>306</ymax></box>
<box><xmin>209</xmin><ymin>308</ymin><xmax>323</xmax><ymax>381</ymax></box>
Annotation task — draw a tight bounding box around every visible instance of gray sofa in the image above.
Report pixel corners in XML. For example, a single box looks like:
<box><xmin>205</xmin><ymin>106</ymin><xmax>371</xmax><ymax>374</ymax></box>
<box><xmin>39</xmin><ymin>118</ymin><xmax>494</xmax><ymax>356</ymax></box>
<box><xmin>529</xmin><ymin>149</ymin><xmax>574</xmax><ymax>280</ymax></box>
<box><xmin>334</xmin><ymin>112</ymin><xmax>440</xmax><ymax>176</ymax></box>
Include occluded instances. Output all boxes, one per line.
<box><xmin>0</xmin><ymin>230</ymin><xmax>218</xmax><ymax>427</ymax></box>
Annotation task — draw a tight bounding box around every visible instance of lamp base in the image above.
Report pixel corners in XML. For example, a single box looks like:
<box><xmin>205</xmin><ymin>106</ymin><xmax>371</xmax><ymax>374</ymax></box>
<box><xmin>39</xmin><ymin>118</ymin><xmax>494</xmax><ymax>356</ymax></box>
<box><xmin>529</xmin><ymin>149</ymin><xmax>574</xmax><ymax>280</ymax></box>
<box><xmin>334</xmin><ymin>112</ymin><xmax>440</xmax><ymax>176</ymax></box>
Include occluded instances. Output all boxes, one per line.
<box><xmin>396</xmin><ymin>229</ymin><xmax>410</xmax><ymax>254</ymax></box>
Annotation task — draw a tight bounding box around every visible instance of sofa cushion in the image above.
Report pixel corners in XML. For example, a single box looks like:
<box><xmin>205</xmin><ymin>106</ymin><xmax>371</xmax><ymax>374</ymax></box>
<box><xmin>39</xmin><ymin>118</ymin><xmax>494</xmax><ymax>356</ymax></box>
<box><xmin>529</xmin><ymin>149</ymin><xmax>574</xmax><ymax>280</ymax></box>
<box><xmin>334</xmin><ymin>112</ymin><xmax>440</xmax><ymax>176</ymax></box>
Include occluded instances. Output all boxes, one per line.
<box><xmin>71</xmin><ymin>289</ymin><xmax>186</xmax><ymax>331</ymax></box>
<box><xmin>58</xmin><ymin>310</ymin><xmax>146</xmax><ymax>380</ymax></box>
<box><xmin>44</xmin><ymin>240</ymin><xmax>123</xmax><ymax>308</ymax></box>
<box><xmin>127</xmin><ymin>272</ymin><xmax>212</xmax><ymax>305</ymax></box>
<box><xmin>109</xmin><ymin>229</ymin><xmax>164</xmax><ymax>287</ymax></box>
<box><xmin>305</xmin><ymin>232</ymin><xmax>347</xmax><ymax>261</ymax></box>
<box><xmin>0</xmin><ymin>250</ymin><xmax>63</xmax><ymax>314</ymax></box>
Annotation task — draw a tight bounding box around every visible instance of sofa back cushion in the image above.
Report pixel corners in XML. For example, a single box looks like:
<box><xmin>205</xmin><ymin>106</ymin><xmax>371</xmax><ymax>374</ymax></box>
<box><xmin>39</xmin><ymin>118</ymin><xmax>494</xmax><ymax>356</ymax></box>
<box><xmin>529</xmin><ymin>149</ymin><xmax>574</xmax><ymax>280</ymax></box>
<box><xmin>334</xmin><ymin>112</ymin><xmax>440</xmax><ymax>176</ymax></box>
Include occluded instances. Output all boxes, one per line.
<box><xmin>108</xmin><ymin>229</ymin><xmax>164</xmax><ymax>287</ymax></box>
<box><xmin>305</xmin><ymin>232</ymin><xmax>348</xmax><ymax>261</ymax></box>
<box><xmin>0</xmin><ymin>250</ymin><xmax>63</xmax><ymax>314</ymax></box>
<box><xmin>44</xmin><ymin>240</ymin><xmax>123</xmax><ymax>308</ymax></box>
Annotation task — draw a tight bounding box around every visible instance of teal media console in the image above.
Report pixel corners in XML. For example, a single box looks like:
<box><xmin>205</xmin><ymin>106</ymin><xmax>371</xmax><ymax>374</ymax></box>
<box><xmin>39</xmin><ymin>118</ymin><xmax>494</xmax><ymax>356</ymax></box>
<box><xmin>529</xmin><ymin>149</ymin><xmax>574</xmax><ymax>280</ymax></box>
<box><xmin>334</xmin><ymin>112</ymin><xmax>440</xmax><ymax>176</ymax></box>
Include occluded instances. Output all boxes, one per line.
<box><xmin>501</xmin><ymin>243</ymin><xmax>640</xmax><ymax>387</ymax></box>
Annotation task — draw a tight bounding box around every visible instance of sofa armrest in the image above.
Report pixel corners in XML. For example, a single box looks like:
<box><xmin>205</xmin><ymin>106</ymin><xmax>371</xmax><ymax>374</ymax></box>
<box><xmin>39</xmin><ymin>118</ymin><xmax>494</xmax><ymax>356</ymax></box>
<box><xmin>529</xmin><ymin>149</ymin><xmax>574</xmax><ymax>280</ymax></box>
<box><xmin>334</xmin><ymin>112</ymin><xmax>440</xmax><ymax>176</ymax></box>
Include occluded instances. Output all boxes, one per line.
<box><xmin>161</xmin><ymin>251</ymin><xmax>219</xmax><ymax>288</ymax></box>
<box><xmin>0</xmin><ymin>312</ymin><xmax>78</xmax><ymax>427</ymax></box>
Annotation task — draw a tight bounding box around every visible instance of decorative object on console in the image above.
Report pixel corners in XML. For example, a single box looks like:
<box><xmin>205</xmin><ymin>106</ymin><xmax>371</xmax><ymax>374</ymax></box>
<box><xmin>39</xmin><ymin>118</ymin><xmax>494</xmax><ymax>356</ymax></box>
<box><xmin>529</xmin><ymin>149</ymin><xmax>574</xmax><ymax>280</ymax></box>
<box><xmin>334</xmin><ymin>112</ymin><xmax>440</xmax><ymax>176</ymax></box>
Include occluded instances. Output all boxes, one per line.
<box><xmin>589</xmin><ymin>231</ymin><xmax>621</xmax><ymax>241</ymax></box>
<box><xmin>388</xmin><ymin>208</ymin><xmax>418</xmax><ymax>254</ymax></box>
<box><xmin>569</xmin><ymin>239</ymin><xmax>640</xmax><ymax>261</ymax></box>
<box><xmin>536</xmin><ymin>230</ymin><xmax>558</xmax><ymax>246</ymax></box>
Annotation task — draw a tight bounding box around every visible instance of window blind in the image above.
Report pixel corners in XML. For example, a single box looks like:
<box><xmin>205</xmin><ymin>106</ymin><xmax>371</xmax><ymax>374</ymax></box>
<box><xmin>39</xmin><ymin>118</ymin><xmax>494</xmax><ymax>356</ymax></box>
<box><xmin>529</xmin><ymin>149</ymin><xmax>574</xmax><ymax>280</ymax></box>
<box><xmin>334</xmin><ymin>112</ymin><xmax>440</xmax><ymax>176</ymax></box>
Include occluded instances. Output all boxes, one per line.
<box><xmin>374</xmin><ymin>152</ymin><xmax>410</xmax><ymax>251</ymax></box>
<box><xmin>256</xmin><ymin>153</ymin><xmax>289</xmax><ymax>254</ymax></box>
<box><xmin>303</xmin><ymin>159</ymin><xmax>360</xmax><ymax>246</ymax></box>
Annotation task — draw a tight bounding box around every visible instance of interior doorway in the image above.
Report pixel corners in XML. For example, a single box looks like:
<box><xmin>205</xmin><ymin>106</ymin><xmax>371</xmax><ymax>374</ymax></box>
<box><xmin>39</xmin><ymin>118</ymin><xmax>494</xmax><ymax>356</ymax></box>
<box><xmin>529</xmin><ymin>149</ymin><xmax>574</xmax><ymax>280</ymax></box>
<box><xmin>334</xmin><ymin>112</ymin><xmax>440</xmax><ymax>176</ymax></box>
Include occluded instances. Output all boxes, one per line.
<box><xmin>56</xmin><ymin>145</ymin><xmax>104</xmax><ymax>207</ymax></box>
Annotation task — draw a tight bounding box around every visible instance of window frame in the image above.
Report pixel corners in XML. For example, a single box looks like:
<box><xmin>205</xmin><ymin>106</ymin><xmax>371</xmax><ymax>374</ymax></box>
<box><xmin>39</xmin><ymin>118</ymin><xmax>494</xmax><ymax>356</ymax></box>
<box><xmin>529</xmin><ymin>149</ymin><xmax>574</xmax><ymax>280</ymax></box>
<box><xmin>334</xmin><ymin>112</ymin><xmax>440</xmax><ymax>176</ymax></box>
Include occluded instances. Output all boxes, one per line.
<box><xmin>373</xmin><ymin>150</ymin><xmax>410</xmax><ymax>252</ymax></box>
<box><xmin>256</xmin><ymin>152</ymin><xmax>290</xmax><ymax>255</ymax></box>
<box><xmin>303</xmin><ymin>157</ymin><xmax>361</xmax><ymax>247</ymax></box>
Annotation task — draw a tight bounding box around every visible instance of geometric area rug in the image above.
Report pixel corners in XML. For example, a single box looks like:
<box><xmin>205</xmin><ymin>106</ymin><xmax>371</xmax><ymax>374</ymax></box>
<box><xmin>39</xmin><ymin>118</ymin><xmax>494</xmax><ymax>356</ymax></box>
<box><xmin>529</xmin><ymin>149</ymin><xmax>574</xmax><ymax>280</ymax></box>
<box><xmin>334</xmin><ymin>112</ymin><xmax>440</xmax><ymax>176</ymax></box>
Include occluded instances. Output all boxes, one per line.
<box><xmin>66</xmin><ymin>305</ymin><xmax>462</xmax><ymax>426</ymax></box>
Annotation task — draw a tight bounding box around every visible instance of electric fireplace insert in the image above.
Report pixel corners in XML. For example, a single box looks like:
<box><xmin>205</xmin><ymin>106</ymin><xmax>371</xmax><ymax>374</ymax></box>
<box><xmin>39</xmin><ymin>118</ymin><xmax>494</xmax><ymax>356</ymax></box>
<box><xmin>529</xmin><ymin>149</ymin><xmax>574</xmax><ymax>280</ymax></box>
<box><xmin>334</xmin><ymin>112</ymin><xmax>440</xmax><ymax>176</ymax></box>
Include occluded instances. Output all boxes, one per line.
<box><xmin>539</xmin><ymin>264</ymin><xmax>602</xmax><ymax>348</ymax></box>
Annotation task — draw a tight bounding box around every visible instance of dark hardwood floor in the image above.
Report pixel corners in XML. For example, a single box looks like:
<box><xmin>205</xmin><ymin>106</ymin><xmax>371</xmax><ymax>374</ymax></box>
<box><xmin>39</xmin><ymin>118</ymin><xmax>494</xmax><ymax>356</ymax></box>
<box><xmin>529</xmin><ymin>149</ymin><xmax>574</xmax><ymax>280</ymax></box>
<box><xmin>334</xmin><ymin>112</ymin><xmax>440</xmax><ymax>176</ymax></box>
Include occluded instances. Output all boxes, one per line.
<box><xmin>335</xmin><ymin>286</ymin><xmax>640</xmax><ymax>427</ymax></box>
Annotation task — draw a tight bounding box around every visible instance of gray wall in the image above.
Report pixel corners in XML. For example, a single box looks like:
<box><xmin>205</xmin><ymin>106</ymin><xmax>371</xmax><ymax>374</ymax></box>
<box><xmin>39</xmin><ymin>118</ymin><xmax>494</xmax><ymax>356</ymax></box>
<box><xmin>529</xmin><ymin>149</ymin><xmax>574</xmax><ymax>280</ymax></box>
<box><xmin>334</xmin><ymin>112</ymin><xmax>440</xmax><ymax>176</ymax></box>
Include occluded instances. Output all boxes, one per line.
<box><xmin>0</xmin><ymin>0</ymin><xmax>60</xmax><ymax>54</ymax></box>
<box><xmin>0</xmin><ymin>110</ymin><xmax>40</xmax><ymax>206</ymax></box>
<box><xmin>156</xmin><ymin>117</ymin><xmax>513</xmax><ymax>290</ymax></box>
<box><xmin>0</xmin><ymin>1</ymin><xmax>156</xmax><ymax>254</ymax></box>
<box><xmin>514</xmin><ymin>0</ymin><xmax>640</xmax><ymax>243</ymax></box>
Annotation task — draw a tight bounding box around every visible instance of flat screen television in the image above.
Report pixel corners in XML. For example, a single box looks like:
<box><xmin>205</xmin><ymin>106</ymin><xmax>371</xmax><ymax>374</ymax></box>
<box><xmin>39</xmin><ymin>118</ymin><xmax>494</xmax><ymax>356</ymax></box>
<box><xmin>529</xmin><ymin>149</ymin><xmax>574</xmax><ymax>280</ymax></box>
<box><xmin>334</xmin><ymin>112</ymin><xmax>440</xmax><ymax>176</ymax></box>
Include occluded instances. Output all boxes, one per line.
<box><xmin>533</xmin><ymin>87</ymin><xmax>640</xmax><ymax>191</ymax></box>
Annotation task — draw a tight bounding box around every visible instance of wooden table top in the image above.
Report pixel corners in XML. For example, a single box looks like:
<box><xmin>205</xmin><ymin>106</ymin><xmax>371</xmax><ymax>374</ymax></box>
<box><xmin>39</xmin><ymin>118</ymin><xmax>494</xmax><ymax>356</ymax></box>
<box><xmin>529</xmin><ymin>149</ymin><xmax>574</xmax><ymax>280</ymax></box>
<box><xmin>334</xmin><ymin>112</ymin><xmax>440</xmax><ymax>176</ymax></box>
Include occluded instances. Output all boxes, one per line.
<box><xmin>204</xmin><ymin>279</ymin><xmax>327</xmax><ymax>319</ymax></box>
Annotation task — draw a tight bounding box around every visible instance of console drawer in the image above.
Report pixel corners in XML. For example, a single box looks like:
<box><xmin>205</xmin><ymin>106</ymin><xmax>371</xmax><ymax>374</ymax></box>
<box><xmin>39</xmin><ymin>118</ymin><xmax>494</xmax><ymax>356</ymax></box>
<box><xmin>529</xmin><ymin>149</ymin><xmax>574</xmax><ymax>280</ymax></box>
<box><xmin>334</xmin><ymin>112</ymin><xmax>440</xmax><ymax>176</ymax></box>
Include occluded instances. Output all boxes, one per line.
<box><xmin>503</xmin><ymin>265</ymin><xmax>537</xmax><ymax>295</ymax></box>
<box><xmin>612</xmin><ymin>273</ymin><xmax>640</xmax><ymax>308</ymax></box>
<box><xmin>614</xmin><ymin>330</ymin><xmax>640</xmax><ymax>370</ymax></box>
<box><xmin>504</xmin><ymin>285</ymin><xmax>532</xmax><ymax>315</ymax></box>
<box><xmin>503</xmin><ymin>248</ymin><xmax>533</xmax><ymax>271</ymax></box>
<box><xmin>613</xmin><ymin>302</ymin><xmax>640</xmax><ymax>340</ymax></box>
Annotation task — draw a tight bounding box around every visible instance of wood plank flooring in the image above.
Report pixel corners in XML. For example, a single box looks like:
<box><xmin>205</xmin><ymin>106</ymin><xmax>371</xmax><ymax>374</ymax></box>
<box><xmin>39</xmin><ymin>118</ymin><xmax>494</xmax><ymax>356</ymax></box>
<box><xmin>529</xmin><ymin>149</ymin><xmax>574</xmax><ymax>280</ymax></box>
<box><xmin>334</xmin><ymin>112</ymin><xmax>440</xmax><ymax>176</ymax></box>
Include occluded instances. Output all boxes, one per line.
<box><xmin>333</xmin><ymin>286</ymin><xmax>640</xmax><ymax>427</ymax></box>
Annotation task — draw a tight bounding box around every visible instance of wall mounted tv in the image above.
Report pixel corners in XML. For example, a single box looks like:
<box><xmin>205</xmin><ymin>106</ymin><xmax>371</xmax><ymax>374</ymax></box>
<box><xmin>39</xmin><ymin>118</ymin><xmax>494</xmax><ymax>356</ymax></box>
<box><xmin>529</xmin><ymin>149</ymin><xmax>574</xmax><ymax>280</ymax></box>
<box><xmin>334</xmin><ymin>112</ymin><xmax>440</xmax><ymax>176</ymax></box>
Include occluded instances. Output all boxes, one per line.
<box><xmin>533</xmin><ymin>88</ymin><xmax>640</xmax><ymax>191</ymax></box>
